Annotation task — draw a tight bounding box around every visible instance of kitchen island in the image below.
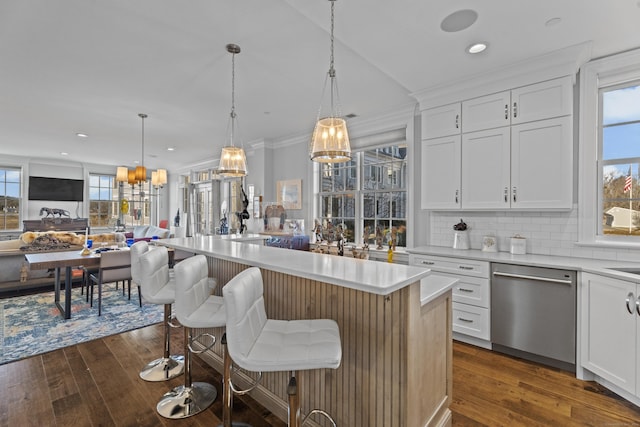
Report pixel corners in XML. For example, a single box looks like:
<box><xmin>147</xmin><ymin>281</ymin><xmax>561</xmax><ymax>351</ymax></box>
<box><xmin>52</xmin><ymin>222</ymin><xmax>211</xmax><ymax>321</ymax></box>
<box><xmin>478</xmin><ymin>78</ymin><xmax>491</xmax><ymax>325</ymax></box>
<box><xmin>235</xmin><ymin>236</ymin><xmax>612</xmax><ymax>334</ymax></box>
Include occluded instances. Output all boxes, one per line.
<box><xmin>160</xmin><ymin>236</ymin><xmax>454</xmax><ymax>427</ymax></box>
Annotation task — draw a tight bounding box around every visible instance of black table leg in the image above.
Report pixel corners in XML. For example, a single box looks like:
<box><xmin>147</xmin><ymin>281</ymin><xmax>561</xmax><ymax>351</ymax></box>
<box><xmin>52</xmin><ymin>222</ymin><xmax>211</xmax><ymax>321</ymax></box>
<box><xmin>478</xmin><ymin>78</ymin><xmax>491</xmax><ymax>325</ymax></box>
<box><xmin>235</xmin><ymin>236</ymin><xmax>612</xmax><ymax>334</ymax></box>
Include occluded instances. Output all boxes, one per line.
<box><xmin>54</xmin><ymin>266</ymin><xmax>72</xmax><ymax>319</ymax></box>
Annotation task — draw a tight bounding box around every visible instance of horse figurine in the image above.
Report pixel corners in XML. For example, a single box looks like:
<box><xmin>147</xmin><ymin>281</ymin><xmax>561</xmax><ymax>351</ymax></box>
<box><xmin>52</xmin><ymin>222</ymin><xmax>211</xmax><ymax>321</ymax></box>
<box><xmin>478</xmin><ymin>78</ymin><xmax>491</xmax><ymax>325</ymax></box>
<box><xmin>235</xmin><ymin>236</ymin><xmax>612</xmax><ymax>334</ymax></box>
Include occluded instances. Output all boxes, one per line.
<box><xmin>39</xmin><ymin>207</ymin><xmax>70</xmax><ymax>218</ymax></box>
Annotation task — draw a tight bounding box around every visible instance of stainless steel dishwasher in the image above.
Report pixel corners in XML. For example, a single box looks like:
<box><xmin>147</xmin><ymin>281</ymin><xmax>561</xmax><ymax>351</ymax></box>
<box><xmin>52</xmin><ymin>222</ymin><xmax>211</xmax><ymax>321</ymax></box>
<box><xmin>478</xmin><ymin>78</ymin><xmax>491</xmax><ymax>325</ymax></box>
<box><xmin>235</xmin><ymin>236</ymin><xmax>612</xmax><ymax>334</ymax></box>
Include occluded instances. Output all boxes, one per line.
<box><xmin>491</xmin><ymin>263</ymin><xmax>576</xmax><ymax>372</ymax></box>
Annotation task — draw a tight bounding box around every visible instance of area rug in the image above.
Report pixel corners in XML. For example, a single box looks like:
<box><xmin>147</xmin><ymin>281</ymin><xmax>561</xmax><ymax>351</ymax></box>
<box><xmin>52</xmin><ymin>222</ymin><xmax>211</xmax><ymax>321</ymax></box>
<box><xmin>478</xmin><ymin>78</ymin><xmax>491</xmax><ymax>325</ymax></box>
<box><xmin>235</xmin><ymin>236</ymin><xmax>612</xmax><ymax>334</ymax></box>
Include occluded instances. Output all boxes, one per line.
<box><xmin>0</xmin><ymin>285</ymin><xmax>164</xmax><ymax>365</ymax></box>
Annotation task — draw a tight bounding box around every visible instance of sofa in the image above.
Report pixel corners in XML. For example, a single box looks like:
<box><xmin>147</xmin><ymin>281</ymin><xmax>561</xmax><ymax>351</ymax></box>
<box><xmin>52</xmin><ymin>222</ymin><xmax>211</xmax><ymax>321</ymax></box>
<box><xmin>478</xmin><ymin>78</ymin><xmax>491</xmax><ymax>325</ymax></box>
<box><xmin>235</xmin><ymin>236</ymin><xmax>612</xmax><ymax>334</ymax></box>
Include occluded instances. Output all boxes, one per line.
<box><xmin>0</xmin><ymin>230</ymin><xmax>124</xmax><ymax>291</ymax></box>
<box><xmin>264</xmin><ymin>234</ymin><xmax>310</xmax><ymax>251</ymax></box>
<box><xmin>124</xmin><ymin>225</ymin><xmax>171</xmax><ymax>243</ymax></box>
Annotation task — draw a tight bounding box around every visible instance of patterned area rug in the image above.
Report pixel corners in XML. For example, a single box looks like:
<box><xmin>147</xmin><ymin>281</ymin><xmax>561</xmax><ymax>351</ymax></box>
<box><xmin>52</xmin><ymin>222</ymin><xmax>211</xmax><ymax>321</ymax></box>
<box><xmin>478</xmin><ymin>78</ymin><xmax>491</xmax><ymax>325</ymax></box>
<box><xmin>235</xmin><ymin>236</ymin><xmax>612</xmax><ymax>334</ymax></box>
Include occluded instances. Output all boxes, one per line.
<box><xmin>0</xmin><ymin>284</ymin><xmax>164</xmax><ymax>365</ymax></box>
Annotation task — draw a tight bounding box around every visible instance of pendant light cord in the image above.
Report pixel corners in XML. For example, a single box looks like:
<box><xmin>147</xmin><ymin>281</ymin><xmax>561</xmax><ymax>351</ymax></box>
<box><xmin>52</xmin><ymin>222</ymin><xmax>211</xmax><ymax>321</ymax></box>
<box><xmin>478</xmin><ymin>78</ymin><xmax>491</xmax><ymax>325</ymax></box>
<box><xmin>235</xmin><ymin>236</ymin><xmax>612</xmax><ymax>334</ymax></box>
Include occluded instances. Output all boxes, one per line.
<box><xmin>230</xmin><ymin>49</ymin><xmax>237</xmax><ymax>146</ymax></box>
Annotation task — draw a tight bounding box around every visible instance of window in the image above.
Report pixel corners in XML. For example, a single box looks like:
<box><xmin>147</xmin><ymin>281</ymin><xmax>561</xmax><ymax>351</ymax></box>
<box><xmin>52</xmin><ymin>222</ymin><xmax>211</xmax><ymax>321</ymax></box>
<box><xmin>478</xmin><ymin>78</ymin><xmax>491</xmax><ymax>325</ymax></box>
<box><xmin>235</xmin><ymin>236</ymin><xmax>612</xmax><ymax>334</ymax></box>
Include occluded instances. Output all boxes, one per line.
<box><xmin>0</xmin><ymin>167</ymin><xmax>21</xmax><ymax>231</ymax></box>
<box><xmin>317</xmin><ymin>144</ymin><xmax>407</xmax><ymax>247</ymax></box>
<box><xmin>579</xmin><ymin>48</ymin><xmax>640</xmax><ymax>246</ymax></box>
<box><xmin>600</xmin><ymin>84</ymin><xmax>640</xmax><ymax>237</ymax></box>
<box><xmin>89</xmin><ymin>174</ymin><xmax>118</xmax><ymax>228</ymax></box>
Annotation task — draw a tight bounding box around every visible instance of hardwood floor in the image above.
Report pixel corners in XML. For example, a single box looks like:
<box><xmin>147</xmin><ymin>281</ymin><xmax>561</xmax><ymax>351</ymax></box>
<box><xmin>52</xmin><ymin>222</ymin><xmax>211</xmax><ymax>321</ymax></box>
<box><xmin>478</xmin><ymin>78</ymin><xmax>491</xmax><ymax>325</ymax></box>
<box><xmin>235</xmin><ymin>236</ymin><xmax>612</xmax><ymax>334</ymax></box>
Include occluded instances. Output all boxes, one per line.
<box><xmin>451</xmin><ymin>342</ymin><xmax>640</xmax><ymax>426</ymax></box>
<box><xmin>1</xmin><ymin>323</ymin><xmax>639</xmax><ymax>426</ymax></box>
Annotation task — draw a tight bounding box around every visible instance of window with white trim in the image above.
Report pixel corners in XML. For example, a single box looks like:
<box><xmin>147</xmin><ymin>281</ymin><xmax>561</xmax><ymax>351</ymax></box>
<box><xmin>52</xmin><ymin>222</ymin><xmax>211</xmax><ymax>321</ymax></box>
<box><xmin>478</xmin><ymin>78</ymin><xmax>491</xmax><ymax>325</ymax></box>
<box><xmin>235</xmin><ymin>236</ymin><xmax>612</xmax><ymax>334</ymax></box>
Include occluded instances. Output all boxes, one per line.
<box><xmin>89</xmin><ymin>174</ymin><xmax>117</xmax><ymax>227</ymax></box>
<box><xmin>317</xmin><ymin>144</ymin><xmax>407</xmax><ymax>247</ymax></box>
<box><xmin>600</xmin><ymin>83</ymin><xmax>640</xmax><ymax>236</ymax></box>
<box><xmin>0</xmin><ymin>167</ymin><xmax>21</xmax><ymax>231</ymax></box>
<box><xmin>579</xmin><ymin>48</ymin><xmax>640</xmax><ymax>245</ymax></box>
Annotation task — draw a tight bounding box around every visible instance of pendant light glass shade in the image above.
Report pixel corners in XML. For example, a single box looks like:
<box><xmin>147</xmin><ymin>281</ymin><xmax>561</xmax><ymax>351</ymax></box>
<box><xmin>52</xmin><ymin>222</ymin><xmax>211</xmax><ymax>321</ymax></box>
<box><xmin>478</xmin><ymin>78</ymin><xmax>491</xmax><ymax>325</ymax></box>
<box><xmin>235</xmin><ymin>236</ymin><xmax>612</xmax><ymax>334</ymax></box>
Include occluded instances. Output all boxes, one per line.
<box><xmin>127</xmin><ymin>169</ymin><xmax>137</xmax><ymax>185</ymax></box>
<box><xmin>217</xmin><ymin>44</ymin><xmax>248</xmax><ymax>177</ymax></box>
<box><xmin>134</xmin><ymin>165</ymin><xmax>147</xmax><ymax>182</ymax></box>
<box><xmin>152</xmin><ymin>168</ymin><xmax>167</xmax><ymax>187</ymax></box>
<box><xmin>310</xmin><ymin>0</ymin><xmax>351</xmax><ymax>163</ymax></box>
<box><xmin>218</xmin><ymin>146</ymin><xmax>248</xmax><ymax>177</ymax></box>
<box><xmin>310</xmin><ymin>116</ymin><xmax>350</xmax><ymax>162</ymax></box>
<box><xmin>116</xmin><ymin>166</ymin><xmax>129</xmax><ymax>183</ymax></box>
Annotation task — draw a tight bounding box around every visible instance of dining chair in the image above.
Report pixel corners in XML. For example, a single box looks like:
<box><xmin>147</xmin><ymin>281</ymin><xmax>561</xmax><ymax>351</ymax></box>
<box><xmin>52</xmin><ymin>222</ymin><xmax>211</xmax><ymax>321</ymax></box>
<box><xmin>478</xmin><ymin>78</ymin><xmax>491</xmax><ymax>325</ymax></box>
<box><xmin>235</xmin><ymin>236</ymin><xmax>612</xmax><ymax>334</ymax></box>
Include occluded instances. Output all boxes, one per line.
<box><xmin>89</xmin><ymin>249</ymin><xmax>132</xmax><ymax>316</ymax></box>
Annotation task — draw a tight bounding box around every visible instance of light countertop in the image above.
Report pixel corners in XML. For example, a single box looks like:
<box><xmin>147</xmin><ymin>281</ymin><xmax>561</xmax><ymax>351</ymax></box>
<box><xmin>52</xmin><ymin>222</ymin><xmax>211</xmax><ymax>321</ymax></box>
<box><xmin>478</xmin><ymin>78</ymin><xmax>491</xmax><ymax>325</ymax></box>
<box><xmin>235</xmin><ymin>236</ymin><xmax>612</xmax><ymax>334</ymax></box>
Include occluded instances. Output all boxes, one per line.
<box><xmin>408</xmin><ymin>245</ymin><xmax>640</xmax><ymax>281</ymax></box>
<box><xmin>159</xmin><ymin>236</ymin><xmax>433</xmax><ymax>296</ymax></box>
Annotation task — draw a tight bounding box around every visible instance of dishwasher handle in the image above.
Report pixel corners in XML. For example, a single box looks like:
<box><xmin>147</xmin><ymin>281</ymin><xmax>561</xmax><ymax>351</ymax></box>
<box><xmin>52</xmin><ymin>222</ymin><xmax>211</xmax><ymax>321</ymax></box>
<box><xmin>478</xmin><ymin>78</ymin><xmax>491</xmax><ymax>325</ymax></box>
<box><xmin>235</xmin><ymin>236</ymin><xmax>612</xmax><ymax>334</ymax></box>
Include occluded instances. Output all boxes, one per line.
<box><xmin>492</xmin><ymin>271</ymin><xmax>573</xmax><ymax>285</ymax></box>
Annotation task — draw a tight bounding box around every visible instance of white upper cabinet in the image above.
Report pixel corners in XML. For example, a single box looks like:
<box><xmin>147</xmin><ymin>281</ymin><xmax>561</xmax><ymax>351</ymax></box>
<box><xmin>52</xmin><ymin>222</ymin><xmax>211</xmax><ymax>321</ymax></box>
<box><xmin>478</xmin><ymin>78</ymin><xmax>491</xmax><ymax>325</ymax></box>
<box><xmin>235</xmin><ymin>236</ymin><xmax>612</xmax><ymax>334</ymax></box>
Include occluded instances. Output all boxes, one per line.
<box><xmin>462</xmin><ymin>91</ymin><xmax>511</xmax><ymax>133</ymax></box>
<box><xmin>510</xmin><ymin>116</ymin><xmax>573</xmax><ymax>209</ymax></box>
<box><xmin>511</xmin><ymin>76</ymin><xmax>572</xmax><ymax>125</ymax></box>
<box><xmin>460</xmin><ymin>76</ymin><xmax>573</xmax><ymax>133</ymax></box>
<box><xmin>421</xmin><ymin>103</ymin><xmax>461</xmax><ymax>139</ymax></box>
<box><xmin>461</xmin><ymin>127</ymin><xmax>511</xmax><ymax>209</ymax></box>
<box><xmin>421</xmin><ymin>135</ymin><xmax>461</xmax><ymax>209</ymax></box>
<box><xmin>420</xmin><ymin>75</ymin><xmax>574</xmax><ymax>210</ymax></box>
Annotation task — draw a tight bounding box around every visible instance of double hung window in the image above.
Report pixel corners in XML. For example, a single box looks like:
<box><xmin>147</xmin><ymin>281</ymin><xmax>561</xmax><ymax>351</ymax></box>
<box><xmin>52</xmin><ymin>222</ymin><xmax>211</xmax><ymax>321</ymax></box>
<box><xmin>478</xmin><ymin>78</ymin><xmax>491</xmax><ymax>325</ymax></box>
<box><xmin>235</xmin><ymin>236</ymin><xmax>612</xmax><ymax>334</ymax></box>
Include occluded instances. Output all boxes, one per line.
<box><xmin>89</xmin><ymin>174</ymin><xmax>117</xmax><ymax>227</ymax></box>
<box><xmin>600</xmin><ymin>84</ymin><xmax>640</xmax><ymax>237</ymax></box>
<box><xmin>0</xmin><ymin>167</ymin><xmax>21</xmax><ymax>231</ymax></box>
<box><xmin>317</xmin><ymin>144</ymin><xmax>407</xmax><ymax>247</ymax></box>
<box><xmin>579</xmin><ymin>48</ymin><xmax>640</xmax><ymax>245</ymax></box>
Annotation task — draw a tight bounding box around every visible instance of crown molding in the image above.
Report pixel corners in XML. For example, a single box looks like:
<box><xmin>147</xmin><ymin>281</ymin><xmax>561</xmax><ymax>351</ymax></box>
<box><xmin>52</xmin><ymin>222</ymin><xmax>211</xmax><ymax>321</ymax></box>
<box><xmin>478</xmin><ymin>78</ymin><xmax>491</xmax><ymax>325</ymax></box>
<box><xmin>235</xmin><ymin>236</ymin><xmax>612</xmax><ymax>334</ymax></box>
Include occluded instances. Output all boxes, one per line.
<box><xmin>411</xmin><ymin>41</ymin><xmax>593</xmax><ymax>110</ymax></box>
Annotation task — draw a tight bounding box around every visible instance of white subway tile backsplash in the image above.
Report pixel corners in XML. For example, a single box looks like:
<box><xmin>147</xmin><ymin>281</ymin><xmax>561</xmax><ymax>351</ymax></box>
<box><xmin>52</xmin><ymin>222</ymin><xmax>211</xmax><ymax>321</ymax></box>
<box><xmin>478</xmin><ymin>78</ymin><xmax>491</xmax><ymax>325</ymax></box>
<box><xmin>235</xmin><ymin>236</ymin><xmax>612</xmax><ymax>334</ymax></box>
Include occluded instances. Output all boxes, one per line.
<box><xmin>426</xmin><ymin>207</ymin><xmax>640</xmax><ymax>262</ymax></box>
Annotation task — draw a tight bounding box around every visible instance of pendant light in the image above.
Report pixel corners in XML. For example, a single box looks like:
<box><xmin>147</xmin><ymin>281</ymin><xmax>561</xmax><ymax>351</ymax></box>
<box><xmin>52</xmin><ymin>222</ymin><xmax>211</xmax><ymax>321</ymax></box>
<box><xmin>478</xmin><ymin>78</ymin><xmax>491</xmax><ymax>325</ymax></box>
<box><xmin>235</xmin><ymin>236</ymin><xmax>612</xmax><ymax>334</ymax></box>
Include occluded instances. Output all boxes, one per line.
<box><xmin>310</xmin><ymin>0</ymin><xmax>351</xmax><ymax>163</ymax></box>
<box><xmin>217</xmin><ymin>43</ymin><xmax>248</xmax><ymax>177</ymax></box>
<box><xmin>135</xmin><ymin>113</ymin><xmax>148</xmax><ymax>182</ymax></box>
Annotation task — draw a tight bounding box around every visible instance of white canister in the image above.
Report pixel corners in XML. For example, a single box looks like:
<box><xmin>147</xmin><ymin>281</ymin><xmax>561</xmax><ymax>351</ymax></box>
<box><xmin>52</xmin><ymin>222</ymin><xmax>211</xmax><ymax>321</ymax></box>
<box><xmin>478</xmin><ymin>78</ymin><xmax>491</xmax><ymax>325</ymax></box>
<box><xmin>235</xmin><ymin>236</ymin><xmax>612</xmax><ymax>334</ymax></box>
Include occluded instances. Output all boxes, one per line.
<box><xmin>510</xmin><ymin>235</ymin><xmax>526</xmax><ymax>254</ymax></box>
<box><xmin>453</xmin><ymin>230</ymin><xmax>470</xmax><ymax>250</ymax></box>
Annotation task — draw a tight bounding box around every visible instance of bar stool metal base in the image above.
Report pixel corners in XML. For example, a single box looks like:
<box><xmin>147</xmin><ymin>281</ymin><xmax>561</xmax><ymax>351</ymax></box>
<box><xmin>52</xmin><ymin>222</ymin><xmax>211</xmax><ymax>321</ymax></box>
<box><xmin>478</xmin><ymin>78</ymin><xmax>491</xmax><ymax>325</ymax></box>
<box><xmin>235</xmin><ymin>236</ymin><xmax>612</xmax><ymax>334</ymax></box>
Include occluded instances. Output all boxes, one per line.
<box><xmin>139</xmin><ymin>355</ymin><xmax>184</xmax><ymax>382</ymax></box>
<box><xmin>156</xmin><ymin>382</ymin><xmax>217</xmax><ymax>419</ymax></box>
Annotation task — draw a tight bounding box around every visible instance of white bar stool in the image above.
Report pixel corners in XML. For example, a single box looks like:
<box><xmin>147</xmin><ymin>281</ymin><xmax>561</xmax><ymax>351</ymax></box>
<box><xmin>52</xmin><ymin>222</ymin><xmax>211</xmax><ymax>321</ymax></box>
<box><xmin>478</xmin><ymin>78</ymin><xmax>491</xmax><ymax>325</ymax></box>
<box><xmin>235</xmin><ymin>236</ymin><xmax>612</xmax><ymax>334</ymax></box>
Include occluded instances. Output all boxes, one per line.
<box><xmin>138</xmin><ymin>246</ymin><xmax>185</xmax><ymax>382</ymax></box>
<box><xmin>129</xmin><ymin>240</ymin><xmax>149</xmax><ymax>307</ymax></box>
<box><xmin>222</xmin><ymin>267</ymin><xmax>342</xmax><ymax>427</ymax></box>
<box><xmin>157</xmin><ymin>254</ymin><xmax>226</xmax><ymax>419</ymax></box>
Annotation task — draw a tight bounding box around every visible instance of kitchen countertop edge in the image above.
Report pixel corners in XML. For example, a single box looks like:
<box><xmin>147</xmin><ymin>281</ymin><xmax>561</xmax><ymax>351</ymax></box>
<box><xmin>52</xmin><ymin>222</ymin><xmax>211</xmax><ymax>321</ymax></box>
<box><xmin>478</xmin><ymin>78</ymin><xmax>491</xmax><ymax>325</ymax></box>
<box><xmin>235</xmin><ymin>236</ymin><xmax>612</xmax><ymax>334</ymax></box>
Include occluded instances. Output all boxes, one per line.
<box><xmin>408</xmin><ymin>245</ymin><xmax>640</xmax><ymax>282</ymax></box>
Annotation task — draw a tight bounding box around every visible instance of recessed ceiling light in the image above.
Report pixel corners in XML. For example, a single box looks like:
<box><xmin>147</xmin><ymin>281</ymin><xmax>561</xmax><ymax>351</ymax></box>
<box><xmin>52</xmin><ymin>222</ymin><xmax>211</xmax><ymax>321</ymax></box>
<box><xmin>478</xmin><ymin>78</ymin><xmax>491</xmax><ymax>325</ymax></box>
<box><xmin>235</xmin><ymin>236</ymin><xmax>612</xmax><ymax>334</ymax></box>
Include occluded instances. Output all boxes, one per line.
<box><xmin>167</xmin><ymin>147</ymin><xmax>175</xmax><ymax>151</ymax></box>
<box><xmin>60</xmin><ymin>152</ymin><xmax>69</xmax><ymax>156</ymax></box>
<box><xmin>467</xmin><ymin>42</ymin><xmax>488</xmax><ymax>54</ymax></box>
<box><xmin>76</xmin><ymin>133</ymin><xmax>88</xmax><ymax>138</ymax></box>
<box><xmin>441</xmin><ymin>9</ymin><xmax>478</xmax><ymax>33</ymax></box>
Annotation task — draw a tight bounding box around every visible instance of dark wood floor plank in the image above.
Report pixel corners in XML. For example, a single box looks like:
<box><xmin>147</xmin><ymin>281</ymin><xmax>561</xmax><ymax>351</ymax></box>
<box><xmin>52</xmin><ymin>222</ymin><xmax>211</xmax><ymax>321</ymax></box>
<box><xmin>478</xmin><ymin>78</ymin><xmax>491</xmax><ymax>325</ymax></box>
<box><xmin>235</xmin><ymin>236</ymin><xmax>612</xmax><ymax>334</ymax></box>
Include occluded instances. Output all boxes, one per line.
<box><xmin>42</xmin><ymin>350</ymin><xmax>93</xmax><ymax>425</ymax></box>
<box><xmin>4</xmin><ymin>356</ymin><xmax>53</xmax><ymax>426</ymax></box>
<box><xmin>64</xmin><ymin>344</ymin><xmax>117</xmax><ymax>427</ymax></box>
<box><xmin>76</xmin><ymin>337</ymin><xmax>163</xmax><ymax>427</ymax></box>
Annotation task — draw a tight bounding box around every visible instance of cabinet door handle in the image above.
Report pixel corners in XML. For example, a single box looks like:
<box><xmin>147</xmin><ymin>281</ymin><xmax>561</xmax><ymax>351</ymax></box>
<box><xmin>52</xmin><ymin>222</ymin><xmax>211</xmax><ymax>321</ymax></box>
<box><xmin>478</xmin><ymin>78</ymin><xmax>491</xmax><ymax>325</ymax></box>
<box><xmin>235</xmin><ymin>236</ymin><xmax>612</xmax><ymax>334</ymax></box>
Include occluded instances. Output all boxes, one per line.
<box><xmin>455</xmin><ymin>189</ymin><xmax>459</xmax><ymax>204</ymax></box>
<box><xmin>636</xmin><ymin>295</ymin><xmax>640</xmax><ymax>316</ymax></box>
<box><xmin>457</xmin><ymin>317</ymin><xmax>474</xmax><ymax>323</ymax></box>
<box><xmin>626</xmin><ymin>292</ymin><xmax>635</xmax><ymax>314</ymax></box>
<box><xmin>513</xmin><ymin>102</ymin><xmax>518</xmax><ymax>118</ymax></box>
<box><xmin>421</xmin><ymin>261</ymin><xmax>435</xmax><ymax>265</ymax></box>
<box><xmin>504</xmin><ymin>104</ymin><xmax>508</xmax><ymax>119</ymax></box>
<box><xmin>512</xmin><ymin>186</ymin><xmax>517</xmax><ymax>203</ymax></box>
<box><xmin>457</xmin><ymin>287</ymin><xmax>474</xmax><ymax>293</ymax></box>
<box><xmin>504</xmin><ymin>187</ymin><xmax>509</xmax><ymax>203</ymax></box>
<box><xmin>459</xmin><ymin>266</ymin><xmax>474</xmax><ymax>270</ymax></box>
<box><xmin>455</xmin><ymin>114</ymin><xmax>459</xmax><ymax>129</ymax></box>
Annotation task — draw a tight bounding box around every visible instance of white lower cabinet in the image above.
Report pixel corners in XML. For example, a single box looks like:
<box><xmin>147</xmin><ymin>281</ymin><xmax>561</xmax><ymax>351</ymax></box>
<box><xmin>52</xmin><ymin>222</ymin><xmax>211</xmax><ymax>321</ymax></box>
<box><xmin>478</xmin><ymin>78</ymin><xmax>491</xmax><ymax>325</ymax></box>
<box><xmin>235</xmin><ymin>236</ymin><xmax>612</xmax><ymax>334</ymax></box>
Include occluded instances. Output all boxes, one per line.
<box><xmin>410</xmin><ymin>254</ymin><xmax>490</xmax><ymax>346</ymax></box>
<box><xmin>581</xmin><ymin>272</ymin><xmax>640</xmax><ymax>398</ymax></box>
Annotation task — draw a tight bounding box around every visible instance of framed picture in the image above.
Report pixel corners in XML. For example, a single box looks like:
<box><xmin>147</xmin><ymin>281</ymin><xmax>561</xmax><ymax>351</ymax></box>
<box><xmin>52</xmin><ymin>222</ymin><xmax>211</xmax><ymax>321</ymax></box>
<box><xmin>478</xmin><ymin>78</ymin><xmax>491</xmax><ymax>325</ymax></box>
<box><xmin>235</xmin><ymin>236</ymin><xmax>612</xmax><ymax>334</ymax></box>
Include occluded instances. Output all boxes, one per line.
<box><xmin>277</xmin><ymin>179</ymin><xmax>302</xmax><ymax>210</ymax></box>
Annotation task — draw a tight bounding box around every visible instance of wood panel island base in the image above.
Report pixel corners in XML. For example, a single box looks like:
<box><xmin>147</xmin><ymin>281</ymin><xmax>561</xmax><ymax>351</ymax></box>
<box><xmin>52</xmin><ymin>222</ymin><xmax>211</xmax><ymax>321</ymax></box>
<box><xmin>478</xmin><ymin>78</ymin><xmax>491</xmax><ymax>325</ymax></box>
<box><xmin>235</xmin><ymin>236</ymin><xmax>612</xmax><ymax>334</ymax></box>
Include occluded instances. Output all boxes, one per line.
<box><xmin>160</xmin><ymin>237</ymin><xmax>453</xmax><ymax>427</ymax></box>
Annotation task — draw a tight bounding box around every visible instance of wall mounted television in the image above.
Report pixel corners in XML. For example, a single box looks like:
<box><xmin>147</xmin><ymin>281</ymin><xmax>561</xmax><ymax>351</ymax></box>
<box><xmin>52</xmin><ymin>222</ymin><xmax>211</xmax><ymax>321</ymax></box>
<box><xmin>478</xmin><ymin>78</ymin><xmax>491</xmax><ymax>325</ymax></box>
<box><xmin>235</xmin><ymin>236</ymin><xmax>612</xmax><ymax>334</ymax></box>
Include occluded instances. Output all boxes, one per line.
<box><xmin>28</xmin><ymin>176</ymin><xmax>84</xmax><ymax>202</ymax></box>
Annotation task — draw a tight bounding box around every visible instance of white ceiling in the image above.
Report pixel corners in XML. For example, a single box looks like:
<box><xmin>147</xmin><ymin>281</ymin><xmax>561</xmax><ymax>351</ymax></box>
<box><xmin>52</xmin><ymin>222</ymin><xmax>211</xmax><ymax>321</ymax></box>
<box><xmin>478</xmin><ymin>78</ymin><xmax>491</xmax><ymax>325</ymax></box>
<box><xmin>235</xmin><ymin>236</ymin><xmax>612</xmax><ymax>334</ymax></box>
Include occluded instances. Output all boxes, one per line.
<box><xmin>1</xmin><ymin>0</ymin><xmax>639</xmax><ymax>172</ymax></box>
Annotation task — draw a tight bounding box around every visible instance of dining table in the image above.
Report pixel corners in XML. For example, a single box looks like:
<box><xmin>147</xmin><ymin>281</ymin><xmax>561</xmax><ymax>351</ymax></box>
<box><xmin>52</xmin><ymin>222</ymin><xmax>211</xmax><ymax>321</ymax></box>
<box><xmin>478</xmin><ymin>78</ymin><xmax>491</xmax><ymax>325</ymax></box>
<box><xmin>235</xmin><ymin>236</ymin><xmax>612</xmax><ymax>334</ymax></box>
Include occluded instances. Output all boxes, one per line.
<box><xmin>25</xmin><ymin>249</ymin><xmax>102</xmax><ymax>319</ymax></box>
<box><xmin>24</xmin><ymin>244</ymin><xmax>175</xmax><ymax>319</ymax></box>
